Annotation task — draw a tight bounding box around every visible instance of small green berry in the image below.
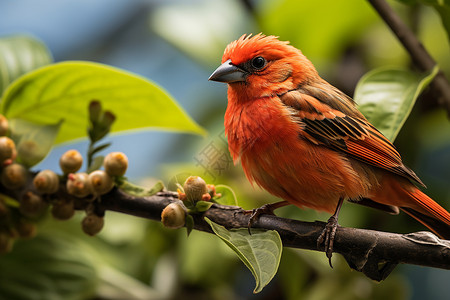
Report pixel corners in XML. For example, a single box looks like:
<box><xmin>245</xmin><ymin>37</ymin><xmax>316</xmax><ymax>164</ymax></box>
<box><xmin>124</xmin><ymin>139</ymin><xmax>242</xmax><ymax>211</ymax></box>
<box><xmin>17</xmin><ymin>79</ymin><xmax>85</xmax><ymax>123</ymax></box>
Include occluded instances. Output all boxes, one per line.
<box><xmin>0</xmin><ymin>115</ymin><xmax>9</xmax><ymax>136</ymax></box>
<box><xmin>66</xmin><ymin>173</ymin><xmax>92</xmax><ymax>198</ymax></box>
<box><xmin>0</xmin><ymin>137</ymin><xmax>17</xmax><ymax>165</ymax></box>
<box><xmin>89</xmin><ymin>170</ymin><xmax>114</xmax><ymax>195</ymax></box>
<box><xmin>161</xmin><ymin>202</ymin><xmax>186</xmax><ymax>229</ymax></box>
<box><xmin>183</xmin><ymin>176</ymin><xmax>208</xmax><ymax>203</ymax></box>
<box><xmin>51</xmin><ymin>200</ymin><xmax>75</xmax><ymax>220</ymax></box>
<box><xmin>60</xmin><ymin>150</ymin><xmax>83</xmax><ymax>174</ymax></box>
<box><xmin>104</xmin><ymin>152</ymin><xmax>128</xmax><ymax>177</ymax></box>
<box><xmin>33</xmin><ymin>170</ymin><xmax>59</xmax><ymax>194</ymax></box>
<box><xmin>82</xmin><ymin>213</ymin><xmax>104</xmax><ymax>236</ymax></box>
<box><xmin>1</xmin><ymin>163</ymin><xmax>27</xmax><ymax>189</ymax></box>
<box><xmin>19</xmin><ymin>191</ymin><xmax>46</xmax><ymax>217</ymax></box>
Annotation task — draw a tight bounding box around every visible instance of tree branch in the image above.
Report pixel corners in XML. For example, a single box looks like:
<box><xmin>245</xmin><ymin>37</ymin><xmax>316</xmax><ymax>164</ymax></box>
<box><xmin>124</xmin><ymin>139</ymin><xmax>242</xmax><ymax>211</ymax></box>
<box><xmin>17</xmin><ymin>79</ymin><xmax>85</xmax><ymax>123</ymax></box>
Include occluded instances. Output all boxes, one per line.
<box><xmin>368</xmin><ymin>0</ymin><xmax>450</xmax><ymax>114</ymax></box>
<box><xmin>3</xmin><ymin>176</ymin><xmax>450</xmax><ymax>281</ymax></box>
<box><xmin>98</xmin><ymin>188</ymin><xmax>450</xmax><ymax>282</ymax></box>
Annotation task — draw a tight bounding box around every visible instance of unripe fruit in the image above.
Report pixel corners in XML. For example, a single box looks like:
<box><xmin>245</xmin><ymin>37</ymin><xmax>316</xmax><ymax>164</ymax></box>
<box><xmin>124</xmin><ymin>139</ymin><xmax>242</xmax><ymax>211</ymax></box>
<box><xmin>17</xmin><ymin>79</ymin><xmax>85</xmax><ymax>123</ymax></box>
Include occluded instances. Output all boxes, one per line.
<box><xmin>104</xmin><ymin>152</ymin><xmax>128</xmax><ymax>177</ymax></box>
<box><xmin>1</xmin><ymin>163</ymin><xmax>27</xmax><ymax>189</ymax></box>
<box><xmin>82</xmin><ymin>213</ymin><xmax>104</xmax><ymax>236</ymax></box>
<box><xmin>161</xmin><ymin>202</ymin><xmax>186</xmax><ymax>229</ymax></box>
<box><xmin>183</xmin><ymin>176</ymin><xmax>208</xmax><ymax>203</ymax></box>
<box><xmin>33</xmin><ymin>170</ymin><xmax>59</xmax><ymax>194</ymax></box>
<box><xmin>89</xmin><ymin>170</ymin><xmax>114</xmax><ymax>195</ymax></box>
<box><xmin>0</xmin><ymin>115</ymin><xmax>9</xmax><ymax>136</ymax></box>
<box><xmin>0</xmin><ymin>136</ymin><xmax>17</xmax><ymax>164</ymax></box>
<box><xmin>66</xmin><ymin>173</ymin><xmax>92</xmax><ymax>198</ymax></box>
<box><xmin>60</xmin><ymin>150</ymin><xmax>83</xmax><ymax>174</ymax></box>
<box><xmin>51</xmin><ymin>200</ymin><xmax>75</xmax><ymax>220</ymax></box>
<box><xmin>19</xmin><ymin>191</ymin><xmax>46</xmax><ymax>217</ymax></box>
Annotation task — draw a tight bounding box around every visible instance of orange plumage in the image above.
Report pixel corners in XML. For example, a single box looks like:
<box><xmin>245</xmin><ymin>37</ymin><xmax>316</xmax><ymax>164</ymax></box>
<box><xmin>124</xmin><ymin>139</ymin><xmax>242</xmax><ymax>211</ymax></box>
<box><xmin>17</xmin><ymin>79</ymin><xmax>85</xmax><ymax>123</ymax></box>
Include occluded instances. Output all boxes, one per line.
<box><xmin>209</xmin><ymin>34</ymin><xmax>450</xmax><ymax>239</ymax></box>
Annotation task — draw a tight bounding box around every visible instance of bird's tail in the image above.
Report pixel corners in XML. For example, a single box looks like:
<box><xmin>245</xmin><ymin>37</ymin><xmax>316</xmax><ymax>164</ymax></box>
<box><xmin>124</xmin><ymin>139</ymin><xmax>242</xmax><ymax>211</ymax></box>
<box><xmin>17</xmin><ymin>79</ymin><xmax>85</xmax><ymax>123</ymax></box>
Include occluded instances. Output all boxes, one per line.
<box><xmin>399</xmin><ymin>188</ymin><xmax>450</xmax><ymax>240</ymax></box>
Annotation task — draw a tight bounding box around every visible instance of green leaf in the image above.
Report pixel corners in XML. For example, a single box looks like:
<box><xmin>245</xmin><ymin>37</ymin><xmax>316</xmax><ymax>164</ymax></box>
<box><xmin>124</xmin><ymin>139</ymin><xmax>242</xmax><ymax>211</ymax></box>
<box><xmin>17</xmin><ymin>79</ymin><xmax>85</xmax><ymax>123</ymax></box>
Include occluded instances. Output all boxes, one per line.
<box><xmin>0</xmin><ymin>194</ymin><xmax>19</xmax><ymax>208</ymax></box>
<box><xmin>0</xmin><ymin>35</ymin><xmax>52</xmax><ymax>95</ymax></box>
<box><xmin>422</xmin><ymin>0</ymin><xmax>450</xmax><ymax>42</ymax></box>
<box><xmin>260</xmin><ymin>0</ymin><xmax>377</xmax><ymax>63</ymax></box>
<box><xmin>212</xmin><ymin>184</ymin><xmax>238</xmax><ymax>206</ymax></box>
<box><xmin>87</xmin><ymin>155</ymin><xmax>104</xmax><ymax>173</ymax></box>
<box><xmin>1</xmin><ymin>61</ymin><xmax>205</xmax><ymax>144</ymax></box>
<box><xmin>397</xmin><ymin>0</ymin><xmax>450</xmax><ymax>42</ymax></box>
<box><xmin>91</xmin><ymin>143</ymin><xmax>112</xmax><ymax>156</ymax></box>
<box><xmin>0</xmin><ymin>234</ymin><xmax>98</xmax><ymax>300</ymax></box>
<box><xmin>194</xmin><ymin>200</ymin><xmax>213</xmax><ymax>212</ymax></box>
<box><xmin>205</xmin><ymin>218</ymin><xmax>282</xmax><ymax>294</ymax></box>
<box><xmin>150</xmin><ymin>1</ymin><xmax>254</xmax><ymax>67</ymax></box>
<box><xmin>119</xmin><ymin>180</ymin><xmax>164</xmax><ymax>197</ymax></box>
<box><xmin>354</xmin><ymin>66</ymin><xmax>438</xmax><ymax>141</ymax></box>
<box><xmin>185</xmin><ymin>214</ymin><xmax>194</xmax><ymax>236</ymax></box>
<box><xmin>9</xmin><ymin>118</ymin><xmax>62</xmax><ymax>167</ymax></box>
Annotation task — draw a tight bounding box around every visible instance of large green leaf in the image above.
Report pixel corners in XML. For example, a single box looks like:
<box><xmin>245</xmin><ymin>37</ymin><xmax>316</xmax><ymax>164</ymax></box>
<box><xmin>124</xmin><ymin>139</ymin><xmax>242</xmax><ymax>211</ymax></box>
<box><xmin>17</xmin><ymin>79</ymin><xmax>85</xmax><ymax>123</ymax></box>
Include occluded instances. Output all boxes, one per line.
<box><xmin>354</xmin><ymin>66</ymin><xmax>438</xmax><ymax>141</ymax></box>
<box><xmin>1</xmin><ymin>61</ymin><xmax>205</xmax><ymax>144</ymax></box>
<box><xmin>0</xmin><ymin>35</ymin><xmax>52</xmax><ymax>95</ymax></box>
<box><xmin>205</xmin><ymin>218</ymin><xmax>282</xmax><ymax>294</ymax></box>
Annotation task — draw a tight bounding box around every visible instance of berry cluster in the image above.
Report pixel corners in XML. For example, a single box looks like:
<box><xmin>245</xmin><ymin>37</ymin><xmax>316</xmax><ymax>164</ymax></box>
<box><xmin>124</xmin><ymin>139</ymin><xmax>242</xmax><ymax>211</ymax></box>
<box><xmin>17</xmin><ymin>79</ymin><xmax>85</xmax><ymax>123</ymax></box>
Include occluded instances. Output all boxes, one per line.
<box><xmin>0</xmin><ymin>113</ymin><xmax>128</xmax><ymax>253</ymax></box>
<box><xmin>161</xmin><ymin>176</ymin><xmax>219</xmax><ymax>232</ymax></box>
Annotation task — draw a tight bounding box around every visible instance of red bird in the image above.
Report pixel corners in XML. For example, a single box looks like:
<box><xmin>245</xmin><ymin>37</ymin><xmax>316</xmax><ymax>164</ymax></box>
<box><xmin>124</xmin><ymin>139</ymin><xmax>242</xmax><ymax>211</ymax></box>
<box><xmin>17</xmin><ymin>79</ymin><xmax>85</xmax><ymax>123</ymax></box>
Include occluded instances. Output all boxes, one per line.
<box><xmin>209</xmin><ymin>34</ymin><xmax>450</xmax><ymax>261</ymax></box>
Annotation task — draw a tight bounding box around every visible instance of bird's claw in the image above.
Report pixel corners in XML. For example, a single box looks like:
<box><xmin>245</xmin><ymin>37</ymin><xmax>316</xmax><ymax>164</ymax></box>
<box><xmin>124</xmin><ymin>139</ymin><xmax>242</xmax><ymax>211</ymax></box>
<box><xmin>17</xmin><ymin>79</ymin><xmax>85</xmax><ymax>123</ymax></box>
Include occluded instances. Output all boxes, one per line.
<box><xmin>244</xmin><ymin>203</ymin><xmax>278</xmax><ymax>235</ymax></box>
<box><xmin>317</xmin><ymin>215</ymin><xmax>339</xmax><ymax>268</ymax></box>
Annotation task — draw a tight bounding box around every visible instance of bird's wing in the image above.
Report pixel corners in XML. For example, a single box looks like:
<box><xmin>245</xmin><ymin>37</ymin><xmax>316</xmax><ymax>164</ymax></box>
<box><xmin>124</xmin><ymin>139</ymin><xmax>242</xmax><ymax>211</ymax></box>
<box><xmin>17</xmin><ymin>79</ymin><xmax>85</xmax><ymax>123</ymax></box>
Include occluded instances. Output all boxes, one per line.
<box><xmin>279</xmin><ymin>88</ymin><xmax>425</xmax><ymax>187</ymax></box>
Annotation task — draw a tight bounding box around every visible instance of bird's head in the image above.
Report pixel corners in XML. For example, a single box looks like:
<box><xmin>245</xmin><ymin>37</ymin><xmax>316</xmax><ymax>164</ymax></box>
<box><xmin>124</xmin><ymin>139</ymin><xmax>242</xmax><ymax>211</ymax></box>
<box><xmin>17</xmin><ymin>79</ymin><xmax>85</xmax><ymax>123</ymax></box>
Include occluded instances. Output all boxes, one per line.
<box><xmin>209</xmin><ymin>34</ymin><xmax>318</xmax><ymax>99</ymax></box>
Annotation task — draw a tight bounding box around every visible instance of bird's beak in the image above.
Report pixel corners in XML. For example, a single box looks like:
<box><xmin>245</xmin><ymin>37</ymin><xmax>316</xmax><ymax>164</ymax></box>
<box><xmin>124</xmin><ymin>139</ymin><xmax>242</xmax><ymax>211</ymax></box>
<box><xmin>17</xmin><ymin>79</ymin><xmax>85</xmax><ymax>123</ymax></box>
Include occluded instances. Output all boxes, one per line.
<box><xmin>209</xmin><ymin>59</ymin><xmax>247</xmax><ymax>83</ymax></box>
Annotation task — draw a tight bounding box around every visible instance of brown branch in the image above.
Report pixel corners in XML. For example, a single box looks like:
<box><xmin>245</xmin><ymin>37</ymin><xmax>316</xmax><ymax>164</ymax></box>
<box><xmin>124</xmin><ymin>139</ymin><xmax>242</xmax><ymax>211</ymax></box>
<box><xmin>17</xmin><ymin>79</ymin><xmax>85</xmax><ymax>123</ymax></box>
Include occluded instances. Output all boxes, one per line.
<box><xmin>98</xmin><ymin>188</ymin><xmax>450</xmax><ymax>282</ymax></box>
<box><xmin>3</xmin><ymin>177</ymin><xmax>450</xmax><ymax>281</ymax></box>
<box><xmin>368</xmin><ymin>0</ymin><xmax>450</xmax><ymax>114</ymax></box>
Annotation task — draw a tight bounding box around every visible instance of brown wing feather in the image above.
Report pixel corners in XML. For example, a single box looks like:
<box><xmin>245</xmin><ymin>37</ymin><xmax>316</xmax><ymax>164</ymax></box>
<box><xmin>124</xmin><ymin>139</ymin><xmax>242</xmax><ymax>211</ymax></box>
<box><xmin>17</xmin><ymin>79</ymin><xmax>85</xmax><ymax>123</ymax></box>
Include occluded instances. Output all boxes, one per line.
<box><xmin>279</xmin><ymin>88</ymin><xmax>425</xmax><ymax>187</ymax></box>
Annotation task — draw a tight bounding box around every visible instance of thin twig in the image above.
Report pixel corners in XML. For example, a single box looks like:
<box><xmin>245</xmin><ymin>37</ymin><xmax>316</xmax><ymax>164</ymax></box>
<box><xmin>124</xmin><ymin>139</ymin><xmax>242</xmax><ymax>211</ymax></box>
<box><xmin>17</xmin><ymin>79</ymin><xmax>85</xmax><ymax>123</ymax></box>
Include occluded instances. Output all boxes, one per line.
<box><xmin>368</xmin><ymin>0</ymin><xmax>450</xmax><ymax>114</ymax></box>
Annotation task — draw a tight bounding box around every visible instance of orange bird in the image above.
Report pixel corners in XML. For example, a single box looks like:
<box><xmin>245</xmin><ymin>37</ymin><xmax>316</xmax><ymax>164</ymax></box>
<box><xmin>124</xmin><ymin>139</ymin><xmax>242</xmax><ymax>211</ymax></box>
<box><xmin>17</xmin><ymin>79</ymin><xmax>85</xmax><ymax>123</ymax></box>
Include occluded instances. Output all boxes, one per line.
<box><xmin>209</xmin><ymin>34</ymin><xmax>450</xmax><ymax>261</ymax></box>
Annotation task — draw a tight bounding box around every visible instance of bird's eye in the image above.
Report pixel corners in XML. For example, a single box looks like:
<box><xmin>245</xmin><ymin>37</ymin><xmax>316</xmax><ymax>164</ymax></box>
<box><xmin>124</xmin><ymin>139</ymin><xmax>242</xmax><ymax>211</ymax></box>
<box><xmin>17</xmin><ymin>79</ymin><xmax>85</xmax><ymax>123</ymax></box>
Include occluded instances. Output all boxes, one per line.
<box><xmin>250</xmin><ymin>56</ymin><xmax>266</xmax><ymax>70</ymax></box>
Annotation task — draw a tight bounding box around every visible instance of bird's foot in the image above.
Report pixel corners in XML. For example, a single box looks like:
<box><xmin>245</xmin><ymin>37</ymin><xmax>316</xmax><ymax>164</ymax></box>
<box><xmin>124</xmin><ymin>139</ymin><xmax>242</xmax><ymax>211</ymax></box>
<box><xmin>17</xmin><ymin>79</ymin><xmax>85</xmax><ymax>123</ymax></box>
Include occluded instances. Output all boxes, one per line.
<box><xmin>244</xmin><ymin>201</ymin><xmax>288</xmax><ymax>234</ymax></box>
<box><xmin>317</xmin><ymin>215</ymin><xmax>339</xmax><ymax>268</ymax></box>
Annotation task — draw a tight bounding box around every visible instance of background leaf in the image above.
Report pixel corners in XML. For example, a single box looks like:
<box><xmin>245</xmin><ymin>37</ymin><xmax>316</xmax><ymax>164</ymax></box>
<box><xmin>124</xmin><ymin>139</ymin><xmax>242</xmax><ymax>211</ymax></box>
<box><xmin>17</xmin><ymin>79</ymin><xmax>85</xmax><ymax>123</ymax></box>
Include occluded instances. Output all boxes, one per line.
<box><xmin>213</xmin><ymin>184</ymin><xmax>238</xmax><ymax>206</ymax></box>
<box><xmin>259</xmin><ymin>0</ymin><xmax>378</xmax><ymax>64</ymax></box>
<box><xmin>205</xmin><ymin>218</ymin><xmax>282</xmax><ymax>294</ymax></box>
<box><xmin>119</xmin><ymin>180</ymin><xmax>164</xmax><ymax>197</ymax></box>
<box><xmin>397</xmin><ymin>0</ymin><xmax>450</xmax><ymax>42</ymax></box>
<box><xmin>0</xmin><ymin>234</ymin><xmax>98</xmax><ymax>300</ymax></box>
<box><xmin>421</xmin><ymin>0</ymin><xmax>450</xmax><ymax>43</ymax></box>
<box><xmin>0</xmin><ymin>61</ymin><xmax>205</xmax><ymax>144</ymax></box>
<box><xmin>0</xmin><ymin>35</ymin><xmax>53</xmax><ymax>95</ymax></box>
<box><xmin>9</xmin><ymin>118</ymin><xmax>62</xmax><ymax>167</ymax></box>
<box><xmin>354</xmin><ymin>66</ymin><xmax>438</xmax><ymax>141</ymax></box>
